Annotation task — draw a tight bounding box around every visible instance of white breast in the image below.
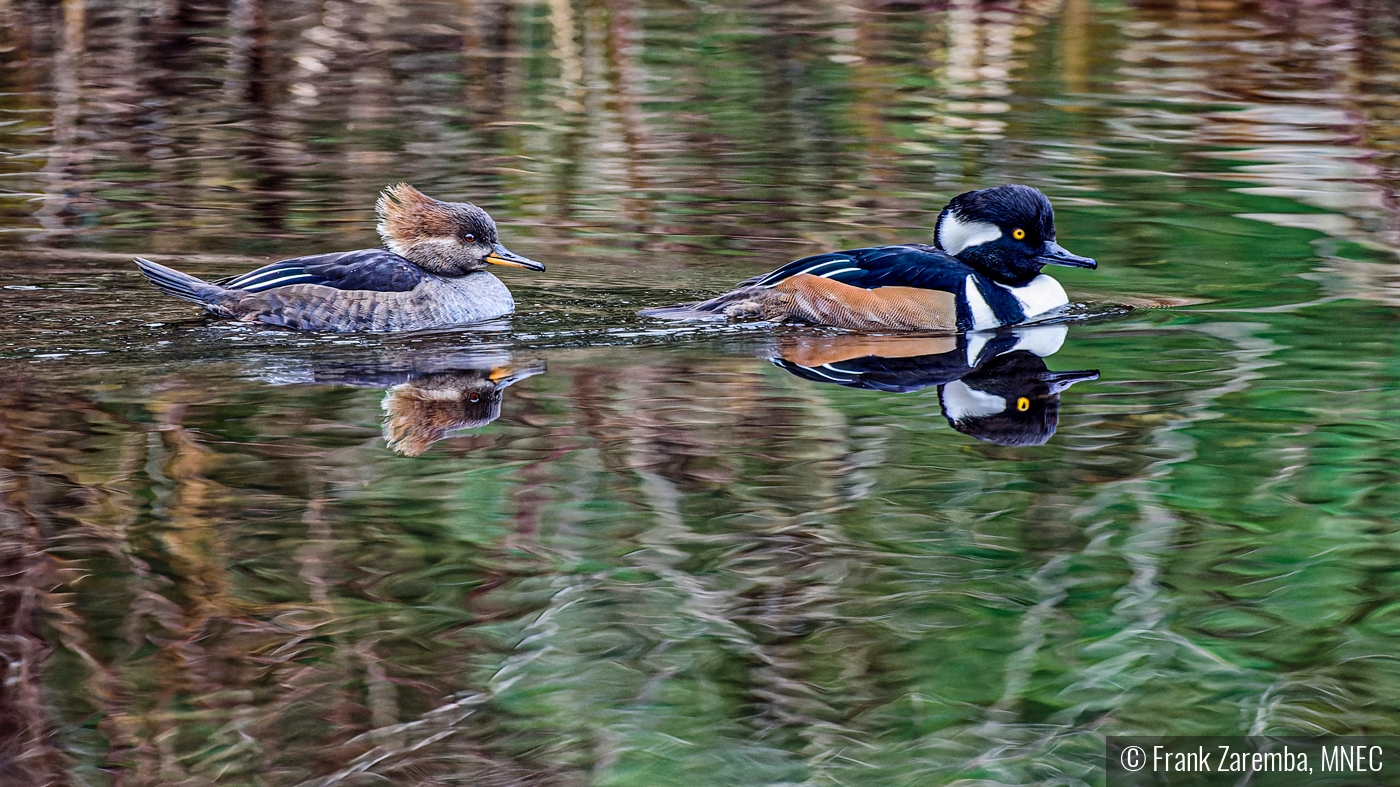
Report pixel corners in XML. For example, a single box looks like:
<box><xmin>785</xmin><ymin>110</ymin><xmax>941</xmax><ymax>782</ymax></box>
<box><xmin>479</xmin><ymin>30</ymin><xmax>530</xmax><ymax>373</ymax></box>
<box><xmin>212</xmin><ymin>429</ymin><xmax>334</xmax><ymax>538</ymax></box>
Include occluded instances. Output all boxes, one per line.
<box><xmin>1010</xmin><ymin>324</ymin><xmax>1067</xmax><ymax>356</ymax></box>
<box><xmin>964</xmin><ymin>324</ymin><xmax>1067</xmax><ymax>368</ymax></box>
<box><xmin>422</xmin><ymin>271</ymin><xmax>515</xmax><ymax>326</ymax></box>
<box><xmin>999</xmin><ymin>274</ymin><xmax>1068</xmax><ymax>319</ymax></box>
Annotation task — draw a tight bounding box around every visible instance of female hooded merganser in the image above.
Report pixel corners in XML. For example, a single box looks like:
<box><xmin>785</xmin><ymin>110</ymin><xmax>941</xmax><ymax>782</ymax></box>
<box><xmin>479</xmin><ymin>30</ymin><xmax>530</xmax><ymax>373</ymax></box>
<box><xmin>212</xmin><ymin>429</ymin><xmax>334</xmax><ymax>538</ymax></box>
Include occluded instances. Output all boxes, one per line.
<box><xmin>135</xmin><ymin>183</ymin><xmax>544</xmax><ymax>332</ymax></box>
<box><xmin>641</xmin><ymin>184</ymin><xmax>1095</xmax><ymax>332</ymax></box>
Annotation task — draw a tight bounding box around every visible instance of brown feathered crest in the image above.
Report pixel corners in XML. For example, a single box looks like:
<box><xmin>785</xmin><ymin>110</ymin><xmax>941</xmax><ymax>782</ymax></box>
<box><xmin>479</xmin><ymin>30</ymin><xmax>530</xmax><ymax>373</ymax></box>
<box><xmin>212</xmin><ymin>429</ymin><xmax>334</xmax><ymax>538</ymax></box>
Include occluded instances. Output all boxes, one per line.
<box><xmin>381</xmin><ymin>374</ymin><xmax>503</xmax><ymax>457</ymax></box>
<box><xmin>376</xmin><ymin>183</ymin><xmax>488</xmax><ymax>255</ymax></box>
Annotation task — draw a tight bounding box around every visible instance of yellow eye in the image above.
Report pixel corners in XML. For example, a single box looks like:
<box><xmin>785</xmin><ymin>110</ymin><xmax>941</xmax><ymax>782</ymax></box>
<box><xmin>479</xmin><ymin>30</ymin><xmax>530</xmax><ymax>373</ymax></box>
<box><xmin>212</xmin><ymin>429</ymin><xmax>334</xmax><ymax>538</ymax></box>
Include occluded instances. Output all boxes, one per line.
<box><xmin>1012</xmin><ymin>228</ymin><xmax>1026</xmax><ymax>240</ymax></box>
<box><xmin>1016</xmin><ymin>397</ymin><xmax>1030</xmax><ymax>412</ymax></box>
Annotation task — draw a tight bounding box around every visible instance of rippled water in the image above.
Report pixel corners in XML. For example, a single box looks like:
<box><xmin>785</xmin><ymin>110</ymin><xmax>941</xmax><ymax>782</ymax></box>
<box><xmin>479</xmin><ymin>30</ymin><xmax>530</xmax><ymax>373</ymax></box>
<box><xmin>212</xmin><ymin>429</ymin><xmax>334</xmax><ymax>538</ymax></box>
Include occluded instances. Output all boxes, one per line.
<box><xmin>2</xmin><ymin>1</ymin><xmax>1399</xmax><ymax>784</ymax></box>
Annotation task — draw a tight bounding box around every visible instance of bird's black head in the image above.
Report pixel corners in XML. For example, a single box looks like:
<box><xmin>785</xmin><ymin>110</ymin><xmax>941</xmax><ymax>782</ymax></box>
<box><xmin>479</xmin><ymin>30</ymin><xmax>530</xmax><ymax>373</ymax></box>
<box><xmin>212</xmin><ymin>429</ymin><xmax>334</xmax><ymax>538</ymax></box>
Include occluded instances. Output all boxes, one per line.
<box><xmin>934</xmin><ymin>184</ymin><xmax>1095</xmax><ymax>287</ymax></box>
<box><xmin>937</xmin><ymin>350</ymin><xmax>1098</xmax><ymax>447</ymax></box>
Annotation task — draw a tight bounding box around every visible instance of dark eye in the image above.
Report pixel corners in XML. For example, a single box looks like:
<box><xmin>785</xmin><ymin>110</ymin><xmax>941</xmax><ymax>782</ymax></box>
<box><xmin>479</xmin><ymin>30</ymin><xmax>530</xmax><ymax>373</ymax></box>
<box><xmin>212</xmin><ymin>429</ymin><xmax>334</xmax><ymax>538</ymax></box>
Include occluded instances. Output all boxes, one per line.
<box><xmin>463</xmin><ymin>233</ymin><xmax>476</xmax><ymax>243</ymax></box>
<box><xmin>468</xmin><ymin>392</ymin><xmax>481</xmax><ymax>403</ymax></box>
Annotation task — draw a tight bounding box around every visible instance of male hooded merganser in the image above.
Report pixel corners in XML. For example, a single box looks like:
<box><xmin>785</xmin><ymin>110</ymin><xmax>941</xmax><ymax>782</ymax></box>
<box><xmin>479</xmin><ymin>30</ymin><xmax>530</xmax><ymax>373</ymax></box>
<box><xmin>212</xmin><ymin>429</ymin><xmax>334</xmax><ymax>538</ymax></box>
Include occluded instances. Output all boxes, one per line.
<box><xmin>772</xmin><ymin>326</ymin><xmax>1098</xmax><ymax>446</ymax></box>
<box><xmin>134</xmin><ymin>183</ymin><xmax>544</xmax><ymax>332</ymax></box>
<box><xmin>641</xmin><ymin>184</ymin><xmax>1095</xmax><ymax>331</ymax></box>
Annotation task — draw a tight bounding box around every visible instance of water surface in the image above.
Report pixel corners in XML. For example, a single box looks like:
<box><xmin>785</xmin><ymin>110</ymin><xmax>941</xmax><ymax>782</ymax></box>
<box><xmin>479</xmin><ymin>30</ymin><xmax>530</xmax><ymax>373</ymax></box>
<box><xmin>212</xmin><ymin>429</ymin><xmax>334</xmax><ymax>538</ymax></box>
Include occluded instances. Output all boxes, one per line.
<box><xmin>1</xmin><ymin>1</ymin><xmax>1399</xmax><ymax>784</ymax></box>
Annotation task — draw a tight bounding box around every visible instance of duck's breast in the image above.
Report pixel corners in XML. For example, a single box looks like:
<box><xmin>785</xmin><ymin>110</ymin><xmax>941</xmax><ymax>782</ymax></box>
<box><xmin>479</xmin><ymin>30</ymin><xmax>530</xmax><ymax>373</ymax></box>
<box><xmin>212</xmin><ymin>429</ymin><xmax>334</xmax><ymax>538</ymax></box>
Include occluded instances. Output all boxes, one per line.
<box><xmin>1002</xmin><ymin>274</ymin><xmax>1068</xmax><ymax>319</ymax></box>
<box><xmin>410</xmin><ymin>271</ymin><xmax>515</xmax><ymax>327</ymax></box>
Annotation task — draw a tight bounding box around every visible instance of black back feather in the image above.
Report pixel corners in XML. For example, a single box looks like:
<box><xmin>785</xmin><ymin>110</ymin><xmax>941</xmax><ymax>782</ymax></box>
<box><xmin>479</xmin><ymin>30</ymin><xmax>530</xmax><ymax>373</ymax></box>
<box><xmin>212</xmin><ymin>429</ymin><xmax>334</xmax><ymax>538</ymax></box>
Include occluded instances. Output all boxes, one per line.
<box><xmin>218</xmin><ymin>249</ymin><xmax>427</xmax><ymax>293</ymax></box>
<box><xmin>747</xmin><ymin>245</ymin><xmax>975</xmax><ymax>291</ymax></box>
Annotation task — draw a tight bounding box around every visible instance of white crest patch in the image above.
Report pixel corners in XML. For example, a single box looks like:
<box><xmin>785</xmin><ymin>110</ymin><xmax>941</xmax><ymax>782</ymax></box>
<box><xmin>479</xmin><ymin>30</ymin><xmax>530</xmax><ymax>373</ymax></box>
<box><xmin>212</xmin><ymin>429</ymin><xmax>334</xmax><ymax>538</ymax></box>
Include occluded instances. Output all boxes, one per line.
<box><xmin>938</xmin><ymin>211</ymin><xmax>1002</xmax><ymax>256</ymax></box>
<box><xmin>941</xmin><ymin>380</ymin><xmax>1006</xmax><ymax>421</ymax></box>
<box><xmin>999</xmin><ymin>274</ymin><xmax>1068</xmax><ymax>319</ymax></box>
<box><xmin>964</xmin><ymin>276</ymin><xmax>999</xmax><ymax>330</ymax></box>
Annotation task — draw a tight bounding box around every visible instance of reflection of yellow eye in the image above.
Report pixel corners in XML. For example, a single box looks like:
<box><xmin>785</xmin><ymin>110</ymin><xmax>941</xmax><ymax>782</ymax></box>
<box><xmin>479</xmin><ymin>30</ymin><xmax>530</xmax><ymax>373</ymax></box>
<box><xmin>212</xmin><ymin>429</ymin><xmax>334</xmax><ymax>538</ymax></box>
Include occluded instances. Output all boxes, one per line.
<box><xmin>1012</xmin><ymin>228</ymin><xmax>1026</xmax><ymax>240</ymax></box>
<box><xmin>1017</xmin><ymin>397</ymin><xmax>1030</xmax><ymax>412</ymax></box>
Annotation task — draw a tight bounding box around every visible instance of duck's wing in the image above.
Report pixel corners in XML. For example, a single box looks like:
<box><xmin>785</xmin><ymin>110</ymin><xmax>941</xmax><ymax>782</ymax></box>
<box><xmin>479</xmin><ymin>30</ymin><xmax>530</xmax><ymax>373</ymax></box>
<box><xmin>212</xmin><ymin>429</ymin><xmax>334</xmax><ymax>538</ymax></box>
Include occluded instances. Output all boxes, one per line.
<box><xmin>773</xmin><ymin>354</ymin><xmax>973</xmax><ymax>393</ymax></box>
<box><xmin>771</xmin><ymin>331</ymin><xmax>1026</xmax><ymax>392</ymax></box>
<box><xmin>217</xmin><ymin>249</ymin><xmax>427</xmax><ymax>293</ymax></box>
<box><xmin>743</xmin><ymin>244</ymin><xmax>972</xmax><ymax>290</ymax></box>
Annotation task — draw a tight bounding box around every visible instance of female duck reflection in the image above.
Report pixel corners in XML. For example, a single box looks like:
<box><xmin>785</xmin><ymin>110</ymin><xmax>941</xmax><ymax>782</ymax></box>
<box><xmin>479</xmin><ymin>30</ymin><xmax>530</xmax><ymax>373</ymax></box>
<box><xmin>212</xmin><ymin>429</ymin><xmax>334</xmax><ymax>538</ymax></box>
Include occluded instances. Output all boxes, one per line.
<box><xmin>263</xmin><ymin>353</ymin><xmax>543</xmax><ymax>456</ymax></box>
<box><xmin>771</xmin><ymin>325</ymin><xmax>1097</xmax><ymax>446</ymax></box>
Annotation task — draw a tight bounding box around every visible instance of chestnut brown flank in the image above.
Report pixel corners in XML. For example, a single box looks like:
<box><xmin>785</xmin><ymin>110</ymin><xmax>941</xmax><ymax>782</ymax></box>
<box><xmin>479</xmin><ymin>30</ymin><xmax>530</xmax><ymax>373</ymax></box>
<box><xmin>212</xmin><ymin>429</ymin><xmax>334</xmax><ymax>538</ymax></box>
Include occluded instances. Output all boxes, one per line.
<box><xmin>777</xmin><ymin>335</ymin><xmax>958</xmax><ymax>367</ymax></box>
<box><xmin>773</xmin><ymin>274</ymin><xmax>958</xmax><ymax>331</ymax></box>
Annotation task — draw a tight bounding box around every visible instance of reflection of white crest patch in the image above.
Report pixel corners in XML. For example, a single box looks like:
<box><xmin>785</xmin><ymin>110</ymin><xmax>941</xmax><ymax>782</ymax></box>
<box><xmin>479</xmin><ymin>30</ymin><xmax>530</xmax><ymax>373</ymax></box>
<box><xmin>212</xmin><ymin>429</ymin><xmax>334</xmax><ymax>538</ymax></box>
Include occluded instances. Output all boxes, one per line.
<box><xmin>964</xmin><ymin>276</ymin><xmax>999</xmax><ymax>330</ymax></box>
<box><xmin>941</xmin><ymin>380</ymin><xmax>1006</xmax><ymax>420</ymax></box>
<box><xmin>1010</xmin><ymin>324</ymin><xmax>1067</xmax><ymax>357</ymax></box>
<box><xmin>1000</xmin><ymin>274</ymin><xmax>1068</xmax><ymax>319</ymax></box>
<box><xmin>938</xmin><ymin>212</ymin><xmax>1002</xmax><ymax>256</ymax></box>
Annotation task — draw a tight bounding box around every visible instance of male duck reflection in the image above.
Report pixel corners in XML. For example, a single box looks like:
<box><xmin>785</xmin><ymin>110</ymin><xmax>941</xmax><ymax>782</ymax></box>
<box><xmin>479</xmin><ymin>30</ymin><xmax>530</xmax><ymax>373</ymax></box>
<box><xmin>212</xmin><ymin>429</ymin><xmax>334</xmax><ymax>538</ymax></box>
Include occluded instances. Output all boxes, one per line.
<box><xmin>643</xmin><ymin>185</ymin><xmax>1095</xmax><ymax>331</ymax></box>
<box><xmin>773</xmin><ymin>326</ymin><xmax>1097</xmax><ymax>446</ymax></box>
<box><xmin>135</xmin><ymin>184</ymin><xmax>545</xmax><ymax>332</ymax></box>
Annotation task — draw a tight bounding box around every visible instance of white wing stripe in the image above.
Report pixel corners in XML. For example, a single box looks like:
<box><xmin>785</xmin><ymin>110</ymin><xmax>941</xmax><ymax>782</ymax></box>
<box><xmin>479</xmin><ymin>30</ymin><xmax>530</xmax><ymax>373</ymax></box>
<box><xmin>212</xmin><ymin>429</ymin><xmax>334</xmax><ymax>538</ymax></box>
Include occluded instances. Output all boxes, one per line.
<box><xmin>802</xmin><ymin>366</ymin><xmax>852</xmax><ymax>381</ymax></box>
<box><xmin>240</xmin><ymin>273</ymin><xmax>316</xmax><ymax>291</ymax></box>
<box><xmin>758</xmin><ymin>258</ymin><xmax>854</xmax><ymax>287</ymax></box>
<box><xmin>229</xmin><ymin>268</ymin><xmax>300</xmax><ymax>287</ymax></box>
<box><xmin>226</xmin><ymin>266</ymin><xmax>299</xmax><ymax>287</ymax></box>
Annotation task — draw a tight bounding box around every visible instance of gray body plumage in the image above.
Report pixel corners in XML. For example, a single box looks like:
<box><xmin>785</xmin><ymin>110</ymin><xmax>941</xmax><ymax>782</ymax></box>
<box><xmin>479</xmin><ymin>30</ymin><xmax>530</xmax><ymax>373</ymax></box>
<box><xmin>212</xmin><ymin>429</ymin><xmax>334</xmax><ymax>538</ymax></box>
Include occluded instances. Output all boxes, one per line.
<box><xmin>241</xmin><ymin>272</ymin><xmax>515</xmax><ymax>331</ymax></box>
<box><xmin>135</xmin><ymin>257</ymin><xmax>514</xmax><ymax>332</ymax></box>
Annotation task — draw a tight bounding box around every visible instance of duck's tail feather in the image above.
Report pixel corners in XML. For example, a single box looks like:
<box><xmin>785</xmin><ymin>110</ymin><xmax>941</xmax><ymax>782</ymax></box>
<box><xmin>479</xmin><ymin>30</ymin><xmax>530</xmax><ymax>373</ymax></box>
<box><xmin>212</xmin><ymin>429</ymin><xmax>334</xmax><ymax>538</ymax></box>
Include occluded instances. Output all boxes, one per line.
<box><xmin>636</xmin><ymin>303</ymin><xmax>731</xmax><ymax>321</ymax></box>
<box><xmin>134</xmin><ymin>257</ymin><xmax>238</xmax><ymax>316</ymax></box>
<box><xmin>639</xmin><ymin>287</ymin><xmax>785</xmax><ymax>322</ymax></box>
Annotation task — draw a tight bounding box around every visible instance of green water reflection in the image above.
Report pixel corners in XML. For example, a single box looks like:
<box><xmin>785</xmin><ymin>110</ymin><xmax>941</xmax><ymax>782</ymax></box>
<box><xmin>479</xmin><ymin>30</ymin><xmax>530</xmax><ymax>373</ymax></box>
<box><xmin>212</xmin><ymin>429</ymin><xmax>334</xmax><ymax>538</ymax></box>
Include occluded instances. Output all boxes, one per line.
<box><xmin>1</xmin><ymin>0</ymin><xmax>1398</xmax><ymax>784</ymax></box>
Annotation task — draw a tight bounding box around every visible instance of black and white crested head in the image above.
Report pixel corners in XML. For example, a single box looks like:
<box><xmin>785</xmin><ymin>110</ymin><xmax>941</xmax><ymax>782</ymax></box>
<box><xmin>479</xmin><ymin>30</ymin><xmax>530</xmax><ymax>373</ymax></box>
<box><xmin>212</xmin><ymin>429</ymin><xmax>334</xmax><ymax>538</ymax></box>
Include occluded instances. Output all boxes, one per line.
<box><xmin>936</xmin><ymin>185</ymin><xmax>1054</xmax><ymax>255</ymax></box>
<box><xmin>375</xmin><ymin>183</ymin><xmax>544</xmax><ymax>276</ymax></box>
<box><xmin>934</xmin><ymin>184</ymin><xmax>1095</xmax><ymax>287</ymax></box>
<box><xmin>938</xmin><ymin>350</ymin><xmax>1098</xmax><ymax>447</ymax></box>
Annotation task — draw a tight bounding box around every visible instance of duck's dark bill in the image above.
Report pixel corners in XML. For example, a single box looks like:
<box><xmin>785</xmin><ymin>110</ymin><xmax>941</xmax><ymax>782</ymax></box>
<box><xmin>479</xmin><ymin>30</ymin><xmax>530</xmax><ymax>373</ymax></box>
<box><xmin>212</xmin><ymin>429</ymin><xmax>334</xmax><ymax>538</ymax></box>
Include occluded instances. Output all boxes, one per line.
<box><xmin>1037</xmin><ymin>241</ymin><xmax>1096</xmax><ymax>269</ymax></box>
<box><xmin>486</xmin><ymin>243</ymin><xmax>546</xmax><ymax>271</ymax></box>
<box><xmin>1042</xmin><ymin>368</ymin><xmax>1100</xmax><ymax>393</ymax></box>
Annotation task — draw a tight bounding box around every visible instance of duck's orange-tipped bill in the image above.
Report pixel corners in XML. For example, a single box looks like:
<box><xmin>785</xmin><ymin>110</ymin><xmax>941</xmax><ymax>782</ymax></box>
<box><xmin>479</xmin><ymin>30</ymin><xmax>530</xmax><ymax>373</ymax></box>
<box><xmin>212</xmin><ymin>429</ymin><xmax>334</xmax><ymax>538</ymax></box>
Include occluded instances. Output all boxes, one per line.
<box><xmin>487</xmin><ymin>360</ymin><xmax>546</xmax><ymax>387</ymax></box>
<box><xmin>486</xmin><ymin>243</ymin><xmax>545</xmax><ymax>271</ymax></box>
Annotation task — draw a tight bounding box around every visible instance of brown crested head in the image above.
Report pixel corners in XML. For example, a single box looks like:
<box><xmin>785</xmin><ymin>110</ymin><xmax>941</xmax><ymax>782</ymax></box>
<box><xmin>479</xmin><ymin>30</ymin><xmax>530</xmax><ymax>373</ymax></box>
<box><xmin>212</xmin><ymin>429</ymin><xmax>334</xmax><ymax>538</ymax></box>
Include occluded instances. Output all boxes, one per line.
<box><xmin>381</xmin><ymin>372</ymin><xmax>504</xmax><ymax>456</ymax></box>
<box><xmin>375</xmin><ymin>183</ymin><xmax>544</xmax><ymax>276</ymax></box>
<box><xmin>380</xmin><ymin>361</ymin><xmax>545</xmax><ymax>456</ymax></box>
